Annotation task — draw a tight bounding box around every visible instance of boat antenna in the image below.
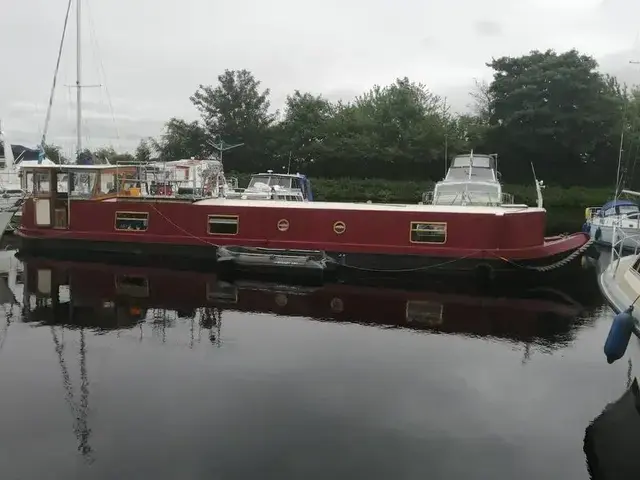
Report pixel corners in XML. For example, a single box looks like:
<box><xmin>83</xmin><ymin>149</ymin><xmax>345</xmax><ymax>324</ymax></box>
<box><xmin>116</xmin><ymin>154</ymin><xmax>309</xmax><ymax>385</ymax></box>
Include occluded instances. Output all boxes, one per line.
<box><xmin>287</xmin><ymin>152</ymin><xmax>292</xmax><ymax>175</ymax></box>
<box><xmin>207</xmin><ymin>137</ymin><xmax>244</xmax><ymax>165</ymax></box>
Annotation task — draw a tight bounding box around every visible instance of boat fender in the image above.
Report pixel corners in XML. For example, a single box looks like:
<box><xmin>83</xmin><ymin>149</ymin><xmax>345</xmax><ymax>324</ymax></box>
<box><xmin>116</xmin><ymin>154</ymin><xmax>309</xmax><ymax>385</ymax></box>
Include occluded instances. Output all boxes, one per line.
<box><xmin>595</xmin><ymin>227</ymin><xmax>602</xmax><ymax>241</ymax></box>
<box><xmin>604</xmin><ymin>306</ymin><xmax>636</xmax><ymax>364</ymax></box>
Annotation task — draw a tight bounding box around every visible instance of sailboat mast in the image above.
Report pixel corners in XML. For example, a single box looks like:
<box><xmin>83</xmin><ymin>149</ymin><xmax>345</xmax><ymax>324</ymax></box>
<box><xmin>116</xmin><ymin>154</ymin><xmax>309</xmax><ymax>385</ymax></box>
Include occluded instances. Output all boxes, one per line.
<box><xmin>76</xmin><ymin>0</ymin><xmax>82</xmax><ymax>156</ymax></box>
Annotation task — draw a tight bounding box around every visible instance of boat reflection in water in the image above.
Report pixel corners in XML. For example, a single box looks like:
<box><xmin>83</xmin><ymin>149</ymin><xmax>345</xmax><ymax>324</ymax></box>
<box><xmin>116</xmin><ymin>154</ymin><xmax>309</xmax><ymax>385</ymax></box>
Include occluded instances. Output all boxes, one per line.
<box><xmin>12</xmin><ymin>256</ymin><xmax>599</xmax><ymax>350</ymax></box>
<box><xmin>0</xmin><ymin>255</ymin><xmax>602</xmax><ymax>467</ymax></box>
<box><xmin>584</xmin><ymin>376</ymin><xmax>640</xmax><ymax>480</ymax></box>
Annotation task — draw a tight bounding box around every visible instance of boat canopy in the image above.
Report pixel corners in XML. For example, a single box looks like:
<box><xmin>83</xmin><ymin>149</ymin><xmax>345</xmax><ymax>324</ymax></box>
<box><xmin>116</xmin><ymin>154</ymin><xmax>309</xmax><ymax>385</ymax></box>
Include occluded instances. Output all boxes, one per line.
<box><xmin>599</xmin><ymin>199</ymin><xmax>639</xmax><ymax>216</ymax></box>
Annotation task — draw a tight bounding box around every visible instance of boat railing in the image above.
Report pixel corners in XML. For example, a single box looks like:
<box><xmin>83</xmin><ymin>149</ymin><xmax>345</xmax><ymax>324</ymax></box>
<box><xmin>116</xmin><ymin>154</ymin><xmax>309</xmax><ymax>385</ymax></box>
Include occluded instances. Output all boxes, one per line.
<box><xmin>226</xmin><ymin>185</ymin><xmax>306</xmax><ymax>201</ymax></box>
<box><xmin>422</xmin><ymin>190</ymin><xmax>514</xmax><ymax>206</ymax></box>
<box><xmin>610</xmin><ymin>226</ymin><xmax>640</xmax><ymax>273</ymax></box>
<box><xmin>226</xmin><ymin>177</ymin><xmax>239</xmax><ymax>190</ymax></box>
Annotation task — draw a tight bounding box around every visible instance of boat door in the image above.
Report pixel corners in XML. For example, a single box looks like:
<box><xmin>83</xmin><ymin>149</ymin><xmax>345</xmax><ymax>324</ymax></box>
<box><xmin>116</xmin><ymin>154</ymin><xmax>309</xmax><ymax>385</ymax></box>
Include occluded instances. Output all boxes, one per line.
<box><xmin>24</xmin><ymin>168</ymin><xmax>56</xmax><ymax>228</ymax></box>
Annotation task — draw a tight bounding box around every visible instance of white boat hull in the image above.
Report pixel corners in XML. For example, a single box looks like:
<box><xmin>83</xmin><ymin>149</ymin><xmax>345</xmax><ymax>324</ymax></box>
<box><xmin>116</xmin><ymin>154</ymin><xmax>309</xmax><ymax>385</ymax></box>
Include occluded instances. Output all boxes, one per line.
<box><xmin>599</xmin><ymin>255</ymin><xmax>640</xmax><ymax>375</ymax></box>
<box><xmin>590</xmin><ymin>223</ymin><xmax>640</xmax><ymax>250</ymax></box>
<box><xmin>0</xmin><ymin>210</ymin><xmax>14</xmax><ymax>239</ymax></box>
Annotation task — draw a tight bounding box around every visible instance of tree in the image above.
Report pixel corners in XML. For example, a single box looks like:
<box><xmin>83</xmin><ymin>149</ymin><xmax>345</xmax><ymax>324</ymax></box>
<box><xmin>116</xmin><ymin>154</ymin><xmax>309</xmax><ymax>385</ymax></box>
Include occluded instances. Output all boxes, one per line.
<box><xmin>486</xmin><ymin>49</ymin><xmax>624</xmax><ymax>185</ymax></box>
<box><xmin>135</xmin><ymin>138</ymin><xmax>153</xmax><ymax>163</ymax></box>
<box><xmin>616</xmin><ymin>86</ymin><xmax>640</xmax><ymax>191</ymax></box>
<box><xmin>191</xmin><ymin>69</ymin><xmax>275</xmax><ymax>136</ymax></box>
<box><xmin>93</xmin><ymin>147</ymin><xmax>117</xmax><ymax>163</ymax></box>
<box><xmin>468</xmin><ymin>78</ymin><xmax>492</xmax><ymax>123</ymax></box>
<box><xmin>43</xmin><ymin>143</ymin><xmax>68</xmax><ymax>164</ymax></box>
<box><xmin>190</xmin><ymin>69</ymin><xmax>274</xmax><ymax>172</ymax></box>
<box><xmin>150</xmin><ymin>118</ymin><xmax>209</xmax><ymax>161</ymax></box>
<box><xmin>275</xmin><ymin>91</ymin><xmax>335</xmax><ymax>172</ymax></box>
<box><xmin>317</xmin><ymin>78</ymin><xmax>453</xmax><ymax>179</ymax></box>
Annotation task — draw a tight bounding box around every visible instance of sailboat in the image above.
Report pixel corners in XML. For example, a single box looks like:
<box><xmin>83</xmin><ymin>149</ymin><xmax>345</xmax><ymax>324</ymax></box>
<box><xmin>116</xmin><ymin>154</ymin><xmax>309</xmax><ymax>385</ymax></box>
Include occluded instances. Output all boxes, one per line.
<box><xmin>0</xmin><ymin>125</ymin><xmax>23</xmax><ymax>234</ymax></box>
<box><xmin>583</xmin><ymin>117</ymin><xmax>640</xmax><ymax>251</ymax></box>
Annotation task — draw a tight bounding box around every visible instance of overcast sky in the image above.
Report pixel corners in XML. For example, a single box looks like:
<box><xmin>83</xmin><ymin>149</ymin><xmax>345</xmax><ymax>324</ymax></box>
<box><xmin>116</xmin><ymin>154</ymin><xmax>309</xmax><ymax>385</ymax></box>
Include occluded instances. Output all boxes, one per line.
<box><xmin>2</xmin><ymin>0</ymin><xmax>640</xmax><ymax>154</ymax></box>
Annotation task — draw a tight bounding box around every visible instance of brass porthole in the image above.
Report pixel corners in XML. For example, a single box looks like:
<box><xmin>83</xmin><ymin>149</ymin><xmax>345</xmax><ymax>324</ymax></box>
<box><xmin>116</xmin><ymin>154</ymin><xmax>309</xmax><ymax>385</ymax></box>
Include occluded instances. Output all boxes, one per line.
<box><xmin>333</xmin><ymin>221</ymin><xmax>346</xmax><ymax>235</ymax></box>
<box><xmin>277</xmin><ymin>218</ymin><xmax>289</xmax><ymax>232</ymax></box>
<box><xmin>330</xmin><ymin>297</ymin><xmax>344</xmax><ymax>313</ymax></box>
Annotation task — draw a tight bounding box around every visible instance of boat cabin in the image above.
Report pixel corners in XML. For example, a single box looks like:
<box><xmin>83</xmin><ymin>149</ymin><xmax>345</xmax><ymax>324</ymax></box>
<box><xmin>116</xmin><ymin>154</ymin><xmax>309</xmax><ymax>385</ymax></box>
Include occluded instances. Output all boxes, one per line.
<box><xmin>424</xmin><ymin>153</ymin><xmax>515</xmax><ymax>206</ymax></box>
<box><xmin>226</xmin><ymin>171</ymin><xmax>314</xmax><ymax>201</ymax></box>
<box><xmin>19</xmin><ymin>164</ymin><xmax>179</xmax><ymax>229</ymax></box>
<box><xmin>587</xmin><ymin>199</ymin><xmax>640</xmax><ymax>220</ymax></box>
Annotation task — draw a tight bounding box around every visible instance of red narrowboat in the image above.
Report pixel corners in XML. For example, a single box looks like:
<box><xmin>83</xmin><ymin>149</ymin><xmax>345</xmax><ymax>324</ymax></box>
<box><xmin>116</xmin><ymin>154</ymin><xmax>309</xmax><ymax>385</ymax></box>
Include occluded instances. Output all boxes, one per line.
<box><xmin>15</xmin><ymin>164</ymin><xmax>593</xmax><ymax>280</ymax></box>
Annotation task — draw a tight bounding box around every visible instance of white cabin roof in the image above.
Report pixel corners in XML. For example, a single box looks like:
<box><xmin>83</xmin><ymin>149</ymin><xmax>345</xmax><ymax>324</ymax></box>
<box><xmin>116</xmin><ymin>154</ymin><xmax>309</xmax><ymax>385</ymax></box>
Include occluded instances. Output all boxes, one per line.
<box><xmin>21</xmin><ymin>164</ymin><xmax>139</xmax><ymax>171</ymax></box>
<box><xmin>194</xmin><ymin>198</ymin><xmax>541</xmax><ymax>214</ymax></box>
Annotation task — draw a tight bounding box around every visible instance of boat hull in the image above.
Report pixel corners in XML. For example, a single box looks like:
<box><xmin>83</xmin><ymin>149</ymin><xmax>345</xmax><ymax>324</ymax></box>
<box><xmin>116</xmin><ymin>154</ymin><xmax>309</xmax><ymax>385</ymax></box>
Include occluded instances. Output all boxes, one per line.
<box><xmin>16</xmin><ymin>197</ymin><xmax>592</xmax><ymax>280</ymax></box>
<box><xmin>598</xmin><ymin>256</ymin><xmax>640</xmax><ymax>379</ymax></box>
<box><xmin>16</xmin><ymin>231</ymin><xmax>590</xmax><ymax>282</ymax></box>
<box><xmin>589</xmin><ymin>222</ymin><xmax>640</xmax><ymax>250</ymax></box>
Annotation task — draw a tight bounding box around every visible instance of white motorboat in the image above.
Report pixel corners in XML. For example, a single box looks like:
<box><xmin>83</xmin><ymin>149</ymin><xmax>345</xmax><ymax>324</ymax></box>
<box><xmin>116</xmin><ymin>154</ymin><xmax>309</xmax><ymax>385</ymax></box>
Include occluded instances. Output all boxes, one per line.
<box><xmin>422</xmin><ymin>152</ymin><xmax>534</xmax><ymax>207</ymax></box>
<box><xmin>225</xmin><ymin>171</ymin><xmax>313</xmax><ymax>201</ymax></box>
<box><xmin>599</xmin><ymin>224</ymin><xmax>640</xmax><ymax>373</ymax></box>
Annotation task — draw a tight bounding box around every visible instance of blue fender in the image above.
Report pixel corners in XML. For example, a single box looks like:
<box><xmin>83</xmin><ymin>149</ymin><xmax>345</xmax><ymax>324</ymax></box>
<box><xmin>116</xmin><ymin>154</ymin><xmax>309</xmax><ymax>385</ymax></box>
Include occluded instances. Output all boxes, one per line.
<box><xmin>604</xmin><ymin>306</ymin><xmax>636</xmax><ymax>364</ymax></box>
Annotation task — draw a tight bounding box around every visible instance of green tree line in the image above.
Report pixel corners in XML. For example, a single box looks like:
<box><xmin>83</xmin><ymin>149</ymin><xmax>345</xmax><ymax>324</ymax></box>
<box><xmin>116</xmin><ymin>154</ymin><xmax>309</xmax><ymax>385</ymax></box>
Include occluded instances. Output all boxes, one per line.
<box><xmin>50</xmin><ymin>49</ymin><xmax>640</xmax><ymax>191</ymax></box>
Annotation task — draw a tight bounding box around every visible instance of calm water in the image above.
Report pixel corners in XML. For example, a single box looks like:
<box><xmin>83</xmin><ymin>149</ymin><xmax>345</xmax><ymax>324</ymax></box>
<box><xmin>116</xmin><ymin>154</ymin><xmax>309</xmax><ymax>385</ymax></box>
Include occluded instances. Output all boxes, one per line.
<box><xmin>0</xmin><ymin>253</ymin><xmax>634</xmax><ymax>479</ymax></box>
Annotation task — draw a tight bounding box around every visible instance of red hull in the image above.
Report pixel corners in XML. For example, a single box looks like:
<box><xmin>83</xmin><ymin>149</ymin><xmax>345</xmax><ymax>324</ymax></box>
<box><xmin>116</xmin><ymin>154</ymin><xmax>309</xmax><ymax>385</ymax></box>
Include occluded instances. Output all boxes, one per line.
<box><xmin>18</xmin><ymin>198</ymin><xmax>588</xmax><ymax>263</ymax></box>
<box><xmin>20</xmin><ymin>258</ymin><xmax>587</xmax><ymax>343</ymax></box>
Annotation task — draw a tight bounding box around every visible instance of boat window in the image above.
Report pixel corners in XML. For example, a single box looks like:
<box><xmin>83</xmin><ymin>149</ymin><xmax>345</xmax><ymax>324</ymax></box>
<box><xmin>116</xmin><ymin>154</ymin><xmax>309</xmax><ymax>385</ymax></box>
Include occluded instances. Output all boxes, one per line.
<box><xmin>69</xmin><ymin>171</ymin><xmax>99</xmax><ymax>198</ymax></box>
<box><xmin>633</xmin><ymin>257</ymin><xmax>640</xmax><ymax>273</ymax></box>
<box><xmin>115</xmin><ymin>212</ymin><xmax>149</xmax><ymax>231</ymax></box>
<box><xmin>410</xmin><ymin>222</ymin><xmax>447</xmax><ymax>243</ymax></box>
<box><xmin>206</xmin><ymin>282</ymin><xmax>238</xmax><ymax>303</ymax></box>
<box><xmin>452</xmin><ymin>155</ymin><xmax>492</xmax><ymax>168</ymax></box>
<box><xmin>405</xmin><ymin>300</ymin><xmax>444</xmax><ymax>326</ymax></box>
<box><xmin>208</xmin><ymin>215</ymin><xmax>239</xmax><ymax>235</ymax></box>
<box><xmin>24</xmin><ymin>171</ymin><xmax>51</xmax><ymax>195</ymax></box>
<box><xmin>248</xmin><ymin>175</ymin><xmax>292</xmax><ymax>189</ymax></box>
<box><xmin>115</xmin><ymin>274</ymin><xmax>149</xmax><ymax>297</ymax></box>
<box><xmin>100</xmin><ymin>172</ymin><xmax>118</xmax><ymax>195</ymax></box>
<box><xmin>603</xmin><ymin>205</ymin><xmax>639</xmax><ymax>216</ymax></box>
